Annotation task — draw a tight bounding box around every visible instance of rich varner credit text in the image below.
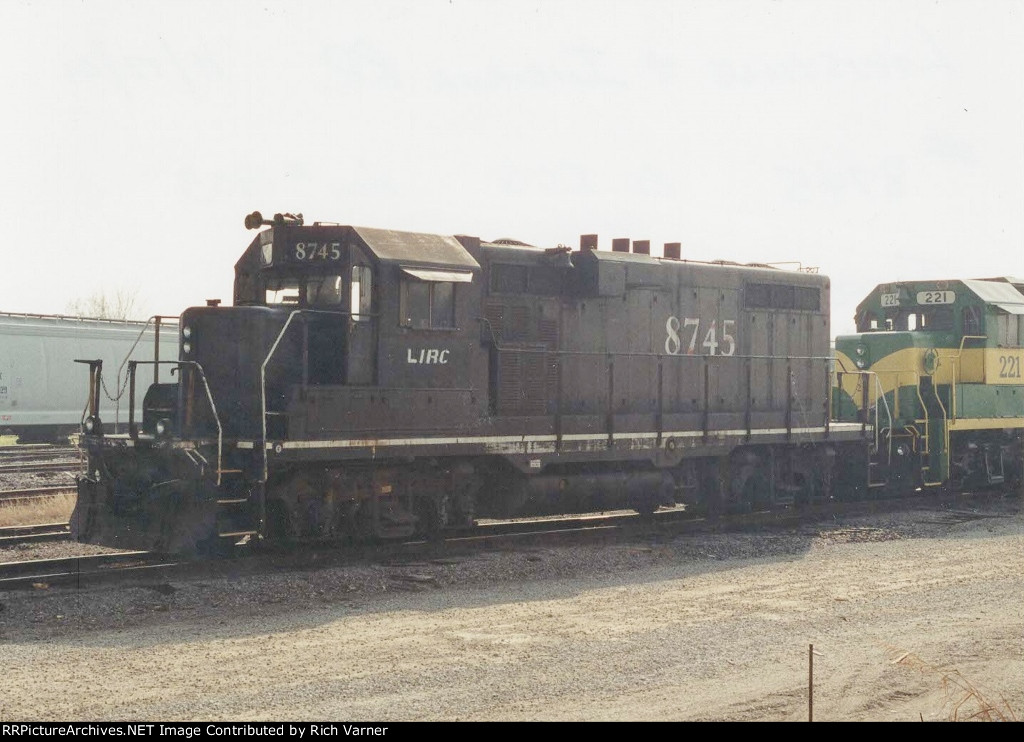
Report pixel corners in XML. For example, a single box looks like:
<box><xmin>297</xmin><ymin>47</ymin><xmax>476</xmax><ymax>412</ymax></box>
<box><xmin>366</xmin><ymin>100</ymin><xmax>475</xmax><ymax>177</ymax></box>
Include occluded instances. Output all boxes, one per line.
<box><xmin>1</xmin><ymin>726</ymin><xmax>387</xmax><ymax>737</ymax></box>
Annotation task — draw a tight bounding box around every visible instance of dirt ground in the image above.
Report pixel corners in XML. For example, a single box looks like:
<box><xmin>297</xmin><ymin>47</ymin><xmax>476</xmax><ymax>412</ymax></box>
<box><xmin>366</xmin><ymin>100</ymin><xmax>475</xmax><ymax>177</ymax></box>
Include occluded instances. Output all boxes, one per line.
<box><xmin>1</xmin><ymin>497</ymin><xmax>1021</xmax><ymax>722</ymax></box>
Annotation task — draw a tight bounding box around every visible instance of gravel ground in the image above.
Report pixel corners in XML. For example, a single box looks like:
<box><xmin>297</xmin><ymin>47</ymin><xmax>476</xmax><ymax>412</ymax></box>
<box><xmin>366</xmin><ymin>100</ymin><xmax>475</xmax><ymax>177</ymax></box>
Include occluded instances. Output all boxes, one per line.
<box><xmin>0</xmin><ymin>496</ymin><xmax>1021</xmax><ymax>721</ymax></box>
<box><xmin>1</xmin><ymin>540</ymin><xmax>123</xmax><ymax>561</ymax></box>
<box><xmin>0</xmin><ymin>470</ymin><xmax>78</xmax><ymax>491</ymax></box>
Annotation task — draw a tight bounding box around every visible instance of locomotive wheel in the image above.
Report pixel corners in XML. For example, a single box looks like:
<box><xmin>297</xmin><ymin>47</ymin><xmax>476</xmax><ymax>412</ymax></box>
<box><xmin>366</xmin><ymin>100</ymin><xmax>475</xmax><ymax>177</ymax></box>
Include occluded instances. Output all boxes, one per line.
<box><xmin>631</xmin><ymin>491</ymin><xmax>659</xmax><ymax>517</ymax></box>
<box><xmin>264</xmin><ymin>499</ymin><xmax>295</xmax><ymax>545</ymax></box>
<box><xmin>697</xmin><ymin>457</ymin><xmax>729</xmax><ymax>518</ymax></box>
<box><xmin>729</xmin><ymin>465</ymin><xmax>773</xmax><ymax>512</ymax></box>
<box><xmin>415</xmin><ymin>494</ymin><xmax>450</xmax><ymax>542</ymax></box>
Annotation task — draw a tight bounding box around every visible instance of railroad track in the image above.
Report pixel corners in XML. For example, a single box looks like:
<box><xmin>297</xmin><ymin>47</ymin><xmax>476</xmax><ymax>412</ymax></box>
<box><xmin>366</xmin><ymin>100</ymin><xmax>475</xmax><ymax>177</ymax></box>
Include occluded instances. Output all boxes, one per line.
<box><xmin>0</xmin><ymin>446</ymin><xmax>78</xmax><ymax>463</ymax></box>
<box><xmin>1</xmin><ymin>490</ymin><xmax>1015</xmax><ymax>592</ymax></box>
<box><xmin>0</xmin><ymin>522</ymin><xmax>71</xmax><ymax>545</ymax></box>
<box><xmin>0</xmin><ymin>503</ymin><xmax>790</xmax><ymax>591</ymax></box>
<box><xmin>0</xmin><ymin>551</ymin><xmax>178</xmax><ymax>591</ymax></box>
<box><xmin>0</xmin><ymin>461</ymin><xmax>80</xmax><ymax>475</ymax></box>
<box><xmin>0</xmin><ymin>485</ymin><xmax>77</xmax><ymax>502</ymax></box>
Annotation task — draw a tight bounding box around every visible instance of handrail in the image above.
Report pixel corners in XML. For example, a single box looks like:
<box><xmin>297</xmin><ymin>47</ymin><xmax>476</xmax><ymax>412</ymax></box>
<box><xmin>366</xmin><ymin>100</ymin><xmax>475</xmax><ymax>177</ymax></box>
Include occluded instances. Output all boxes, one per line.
<box><xmin>485</xmin><ymin>344</ymin><xmax>834</xmax><ymax>362</ymax></box>
<box><xmin>259</xmin><ymin>308</ymin><xmax>350</xmax><ymax>482</ymax></box>
<box><xmin>923</xmin><ymin>335</ymin><xmax>985</xmax><ymax>481</ymax></box>
<box><xmin>915</xmin><ymin>372</ymin><xmax>949</xmax><ymax>487</ymax></box>
<box><xmin>937</xmin><ymin>335</ymin><xmax>986</xmax><ymax>422</ymax></box>
<box><xmin>871</xmin><ymin>372</ymin><xmax>892</xmax><ymax>455</ymax></box>
<box><xmin>486</xmin><ymin>336</ymin><xmax>834</xmax><ymax>447</ymax></box>
<box><xmin>125</xmin><ymin>359</ymin><xmax>226</xmax><ymax>485</ymax></box>
<box><xmin>914</xmin><ymin>380</ymin><xmax>931</xmax><ymax>457</ymax></box>
<box><xmin>112</xmin><ymin>315</ymin><xmax>179</xmax><ymax>432</ymax></box>
<box><xmin>832</xmin><ymin>368</ymin><xmax>891</xmax><ymax>452</ymax></box>
<box><xmin>261</xmin><ymin>310</ymin><xmax>303</xmax><ymax>484</ymax></box>
<box><xmin>854</xmin><ymin>371</ymin><xmax>895</xmax><ymax>456</ymax></box>
<box><xmin>189</xmin><ymin>361</ymin><xmax>225</xmax><ymax>485</ymax></box>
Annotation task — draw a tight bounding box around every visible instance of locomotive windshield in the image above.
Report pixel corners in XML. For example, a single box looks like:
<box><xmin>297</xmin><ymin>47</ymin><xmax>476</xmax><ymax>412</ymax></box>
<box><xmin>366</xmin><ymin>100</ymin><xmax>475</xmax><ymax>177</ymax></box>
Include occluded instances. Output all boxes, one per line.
<box><xmin>892</xmin><ymin>307</ymin><xmax>954</xmax><ymax>332</ymax></box>
<box><xmin>263</xmin><ymin>274</ymin><xmax>346</xmax><ymax>307</ymax></box>
<box><xmin>857</xmin><ymin>306</ymin><xmax>954</xmax><ymax>332</ymax></box>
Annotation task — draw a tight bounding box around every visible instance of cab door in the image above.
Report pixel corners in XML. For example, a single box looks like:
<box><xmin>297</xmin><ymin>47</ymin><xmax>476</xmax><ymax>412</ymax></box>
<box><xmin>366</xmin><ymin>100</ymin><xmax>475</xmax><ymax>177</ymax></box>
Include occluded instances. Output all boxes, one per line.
<box><xmin>347</xmin><ymin>263</ymin><xmax>376</xmax><ymax>385</ymax></box>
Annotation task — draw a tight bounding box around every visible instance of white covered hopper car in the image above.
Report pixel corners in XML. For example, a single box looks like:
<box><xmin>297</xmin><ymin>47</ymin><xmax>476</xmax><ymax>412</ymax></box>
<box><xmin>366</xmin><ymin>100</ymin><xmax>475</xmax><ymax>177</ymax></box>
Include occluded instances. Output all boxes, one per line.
<box><xmin>0</xmin><ymin>311</ymin><xmax>177</xmax><ymax>443</ymax></box>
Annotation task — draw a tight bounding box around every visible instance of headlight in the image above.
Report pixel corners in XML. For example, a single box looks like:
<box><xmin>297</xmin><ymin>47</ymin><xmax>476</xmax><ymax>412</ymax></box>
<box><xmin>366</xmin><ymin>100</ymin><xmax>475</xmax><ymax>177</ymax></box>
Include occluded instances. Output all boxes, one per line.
<box><xmin>855</xmin><ymin>346</ymin><xmax>865</xmax><ymax>356</ymax></box>
<box><xmin>855</xmin><ymin>359</ymin><xmax>866</xmax><ymax>369</ymax></box>
<box><xmin>84</xmin><ymin>415</ymin><xmax>102</xmax><ymax>435</ymax></box>
<box><xmin>182</xmin><ymin>342</ymin><xmax>192</xmax><ymax>354</ymax></box>
<box><xmin>182</xmin><ymin>326</ymin><xmax>192</xmax><ymax>340</ymax></box>
<box><xmin>156</xmin><ymin>418</ymin><xmax>171</xmax><ymax>436</ymax></box>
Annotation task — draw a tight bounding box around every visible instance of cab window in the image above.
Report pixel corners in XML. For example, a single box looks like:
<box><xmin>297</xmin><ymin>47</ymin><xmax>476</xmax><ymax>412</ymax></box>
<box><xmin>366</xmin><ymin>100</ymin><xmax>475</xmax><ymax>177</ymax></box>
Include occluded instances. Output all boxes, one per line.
<box><xmin>857</xmin><ymin>311</ymin><xmax>882</xmax><ymax>332</ymax></box>
<box><xmin>350</xmin><ymin>265</ymin><xmax>373</xmax><ymax>320</ymax></box>
<box><xmin>894</xmin><ymin>307</ymin><xmax>953</xmax><ymax>331</ymax></box>
<box><xmin>306</xmin><ymin>275</ymin><xmax>344</xmax><ymax>306</ymax></box>
<box><xmin>962</xmin><ymin>305</ymin><xmax>982</xmax><ymax>336</ymax></box>
<box><xmin>265</xmin><ymin>278</ymin><xmax>301</xmax><ymax>305</ymax></box>
<box><xmin>400</xmin><ymin>279</ymin><xmax>455</xmax><ymax>329</ymax></box>
<box><xmin>993</xmin><ymin>312</ymin><xmax>1019</xmax><ymax>347</ymax></box>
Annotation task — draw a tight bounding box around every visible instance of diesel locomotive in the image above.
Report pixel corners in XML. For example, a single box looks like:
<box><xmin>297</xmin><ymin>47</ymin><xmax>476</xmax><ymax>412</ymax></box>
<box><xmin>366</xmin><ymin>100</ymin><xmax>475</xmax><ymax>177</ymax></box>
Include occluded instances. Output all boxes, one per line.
<box><xmin>72</xmin><ymin>212</ymin><xmax>1020</xmax><ymax>554</ymax></box>
<box><xmin>833</xmin><ymin>277</ymin><xmax>1024</xmax><ymax>494</ymax></box>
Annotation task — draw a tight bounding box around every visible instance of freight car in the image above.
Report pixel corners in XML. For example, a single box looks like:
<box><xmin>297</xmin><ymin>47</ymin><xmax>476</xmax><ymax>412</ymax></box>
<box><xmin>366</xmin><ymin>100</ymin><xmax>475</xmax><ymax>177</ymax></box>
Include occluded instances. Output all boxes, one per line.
<box><xmin>833</xmin><ymin>277</ymin><xmax>1024</xmax><ymax>493</ymax></box>
<box><xmin>1</xmin><ymin>312</ymin><xmax>177</xmax><ymax>443</ymax></box>
<box><xmin>74</xmin><ymin>211</ymin><xmax>1011</xmax><ymax>555</ymax></box>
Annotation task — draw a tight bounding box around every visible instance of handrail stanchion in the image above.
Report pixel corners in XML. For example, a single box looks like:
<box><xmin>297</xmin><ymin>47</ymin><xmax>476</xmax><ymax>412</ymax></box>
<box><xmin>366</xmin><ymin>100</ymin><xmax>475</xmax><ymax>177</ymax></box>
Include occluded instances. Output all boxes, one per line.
<box><xmin>128</xmin><ymin>361</ymin><xmax>138</xmax><ymax>440</ymax></box>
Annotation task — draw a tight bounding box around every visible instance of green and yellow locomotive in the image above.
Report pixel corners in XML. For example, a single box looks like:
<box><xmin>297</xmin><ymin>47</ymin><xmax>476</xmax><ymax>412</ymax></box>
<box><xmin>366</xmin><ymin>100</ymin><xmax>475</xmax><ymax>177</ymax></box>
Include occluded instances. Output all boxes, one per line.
<box><xmin>833</xmin><ymin>277</ymin><xmax>1024</xmax><ymax>492</ymax></box>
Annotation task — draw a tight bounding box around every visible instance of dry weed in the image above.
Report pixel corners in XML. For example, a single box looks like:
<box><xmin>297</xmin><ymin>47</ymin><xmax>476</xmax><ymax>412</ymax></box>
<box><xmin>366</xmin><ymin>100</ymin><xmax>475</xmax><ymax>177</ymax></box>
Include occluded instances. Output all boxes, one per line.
<box><xmin>0</xmin><ymin>493</ymin><xmax>77</xmax><ymax>527</ymax></box>
<box><xmin>887</xmin><ymin>646</ymin><xmax>1019</xmax><ymax>721</ymax></box>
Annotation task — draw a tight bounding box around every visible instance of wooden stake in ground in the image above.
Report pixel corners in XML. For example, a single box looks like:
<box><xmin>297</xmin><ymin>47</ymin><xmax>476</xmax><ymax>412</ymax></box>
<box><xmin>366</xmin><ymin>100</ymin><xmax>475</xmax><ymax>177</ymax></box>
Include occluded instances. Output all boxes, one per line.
<box><xmin>809</xmin><ymin>643</ymin><xmax>814</xmax><ymax>722</ymax></box>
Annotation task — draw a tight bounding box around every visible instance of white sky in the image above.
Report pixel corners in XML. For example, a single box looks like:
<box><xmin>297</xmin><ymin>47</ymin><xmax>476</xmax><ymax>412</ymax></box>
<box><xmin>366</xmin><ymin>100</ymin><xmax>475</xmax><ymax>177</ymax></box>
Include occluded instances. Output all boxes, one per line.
<box><xmin>2</xmin><ymin>0</ymin><xmax>1021</xmax><ymax>335</ymax></box>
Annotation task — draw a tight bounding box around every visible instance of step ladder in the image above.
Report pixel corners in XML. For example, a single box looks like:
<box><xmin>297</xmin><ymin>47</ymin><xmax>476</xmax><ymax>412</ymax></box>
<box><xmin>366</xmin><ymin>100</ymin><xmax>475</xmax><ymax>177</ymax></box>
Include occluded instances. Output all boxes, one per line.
<box><xmin>215</xmin><ymin>468</ymin><xmax>258</xmax><ymax>548</ymax></box>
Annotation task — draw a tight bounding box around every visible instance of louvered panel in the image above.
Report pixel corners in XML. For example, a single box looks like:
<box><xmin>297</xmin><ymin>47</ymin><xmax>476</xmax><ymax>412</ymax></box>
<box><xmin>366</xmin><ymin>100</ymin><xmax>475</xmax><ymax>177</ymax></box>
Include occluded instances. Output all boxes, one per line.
<box><xmin>546</xmin><ymin>352</ymin><xmax>559</xmax><ymax>409</ymax></box>
<box><xmin>497</xmin><ymin>352</ymin><xmax>522</xmax><ymax>414</ymax></box>
<box><xmin>538</xmin><ymin>318</ymin><xmax>559</xmax><ymax>347</ymax></box>
<box><xmin>484</xmin><ymin>301</ymin><xmax>505</xmax><ymax>342</ymax></box>
<box><xmin>506</xmin><ymin>305</ymin><xmax>530</xmax><ymax>341</ymax></box>
<box><xmin>521</xmin><ymin>352</ymin><xmax>548</xmax><ymax>415</ymax></box>
<box><xmin>496</xmin><ymin>345</ymin><xmax>550</xmax><ymax>416</ymax></box>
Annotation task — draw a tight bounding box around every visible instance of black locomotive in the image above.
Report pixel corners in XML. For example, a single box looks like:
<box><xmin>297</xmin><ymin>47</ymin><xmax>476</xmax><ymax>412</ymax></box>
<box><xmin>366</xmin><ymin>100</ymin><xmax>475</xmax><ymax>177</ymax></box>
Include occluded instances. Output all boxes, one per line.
<box><xmin>74</xmin><ymin>211</ymin><xmax>874</xmax><ymax>553</ymax></box>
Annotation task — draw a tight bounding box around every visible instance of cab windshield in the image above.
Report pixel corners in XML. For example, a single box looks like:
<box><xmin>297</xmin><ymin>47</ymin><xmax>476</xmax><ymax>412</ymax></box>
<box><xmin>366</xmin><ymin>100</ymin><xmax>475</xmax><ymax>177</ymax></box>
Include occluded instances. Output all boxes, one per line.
<box><xmin>856</xmin><ymin>307</ymin><xmax>954</xmax><ymax>332</ymax></box>
<box><xmin>264</xmin><ymin>275</ymin><xmax>345</xmax><ymax>307</ymax></box>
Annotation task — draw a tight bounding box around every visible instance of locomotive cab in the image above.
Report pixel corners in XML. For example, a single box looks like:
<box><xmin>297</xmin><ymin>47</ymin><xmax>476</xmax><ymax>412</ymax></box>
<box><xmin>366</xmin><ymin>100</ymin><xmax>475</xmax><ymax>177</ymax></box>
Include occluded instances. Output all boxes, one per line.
<box><xmin>76</xmin><ymin>214</ymin><xmax>487</xmax><ymax>552</ymax></box>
